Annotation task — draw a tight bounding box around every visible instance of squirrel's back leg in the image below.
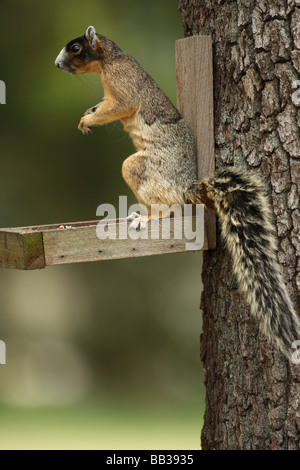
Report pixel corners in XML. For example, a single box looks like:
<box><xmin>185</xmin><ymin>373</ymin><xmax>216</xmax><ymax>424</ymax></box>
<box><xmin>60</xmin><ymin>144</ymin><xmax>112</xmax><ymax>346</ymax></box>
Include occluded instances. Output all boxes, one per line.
<box><xmin>122</xmin><ymin>152</ymin><xmax>184</xmax><ymax>230</ymax></box>
<box><xmin>122</xmin><ymin>152</ymin><xmax>151</xmax><ymax>230</ymax></box>
<box><xmin>122</xmin><ymin>152</ymin><xmax>148</xmax><ymax>207</ymax></box>
<box><xmin>122</xmin><ymin>152</ymin><xmax>186</xmax><ymax>207</ymax></box>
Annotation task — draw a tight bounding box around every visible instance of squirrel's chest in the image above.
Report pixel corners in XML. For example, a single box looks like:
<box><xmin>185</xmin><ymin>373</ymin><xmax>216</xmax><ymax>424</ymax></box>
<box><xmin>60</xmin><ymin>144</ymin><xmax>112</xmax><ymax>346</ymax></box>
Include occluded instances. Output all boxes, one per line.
<box><xmin>121</xmin><ymin>111</ymin><xmax>155</xmax><ymax>151</ymax></box>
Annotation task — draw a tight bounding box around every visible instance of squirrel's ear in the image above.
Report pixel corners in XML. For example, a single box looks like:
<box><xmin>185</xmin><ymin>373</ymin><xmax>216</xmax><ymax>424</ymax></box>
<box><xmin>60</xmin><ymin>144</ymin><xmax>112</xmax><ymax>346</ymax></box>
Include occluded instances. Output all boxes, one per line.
<box><xmin>85</xmin><ymin>25</ymin><xmax>97</xmax><ymax>48</ymax></box>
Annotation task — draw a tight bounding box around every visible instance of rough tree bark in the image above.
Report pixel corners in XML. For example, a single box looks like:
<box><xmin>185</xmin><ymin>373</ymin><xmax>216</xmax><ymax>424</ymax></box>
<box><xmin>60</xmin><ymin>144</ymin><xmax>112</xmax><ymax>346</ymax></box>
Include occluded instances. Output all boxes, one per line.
<box><xmin>179</xmin><ymin>0</ymin><xmax>300</xmax><ymax>450</ymax></box>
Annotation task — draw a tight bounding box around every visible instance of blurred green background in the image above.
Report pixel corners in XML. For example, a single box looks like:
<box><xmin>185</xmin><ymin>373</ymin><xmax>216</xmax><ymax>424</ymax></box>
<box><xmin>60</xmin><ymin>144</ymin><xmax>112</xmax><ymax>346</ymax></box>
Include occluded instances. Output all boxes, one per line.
<box><xmin>0</xmin><ymin>0</ymin><xmax>204</xmax><ymax>449</ymax></box>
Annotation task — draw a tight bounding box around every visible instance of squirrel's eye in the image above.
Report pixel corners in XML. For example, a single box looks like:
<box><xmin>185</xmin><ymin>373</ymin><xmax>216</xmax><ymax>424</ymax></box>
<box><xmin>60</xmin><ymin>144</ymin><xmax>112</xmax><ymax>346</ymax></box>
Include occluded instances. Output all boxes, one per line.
<box><xmin>71</xmin><ymin>44</ymin><xmax>81</xmax><ymax>53</ymax></box>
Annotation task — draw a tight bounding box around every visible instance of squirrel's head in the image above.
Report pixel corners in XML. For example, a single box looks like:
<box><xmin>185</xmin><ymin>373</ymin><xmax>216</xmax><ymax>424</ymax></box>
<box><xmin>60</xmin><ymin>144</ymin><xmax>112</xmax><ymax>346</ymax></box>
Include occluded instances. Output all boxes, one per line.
<box><xmin>55</xmin><ymin>26</ymin><xmax>108</xmax><ymax>74</ymax></box>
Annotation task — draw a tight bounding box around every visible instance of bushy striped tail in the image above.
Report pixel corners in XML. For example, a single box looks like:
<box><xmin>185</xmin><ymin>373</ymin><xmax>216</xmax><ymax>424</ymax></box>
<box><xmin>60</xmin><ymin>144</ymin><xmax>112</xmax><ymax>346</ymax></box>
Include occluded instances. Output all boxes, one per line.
<box><xmin>186</xmin><ymin>168</ymin><xmax>300</xmax><ymax>360</ymax></box>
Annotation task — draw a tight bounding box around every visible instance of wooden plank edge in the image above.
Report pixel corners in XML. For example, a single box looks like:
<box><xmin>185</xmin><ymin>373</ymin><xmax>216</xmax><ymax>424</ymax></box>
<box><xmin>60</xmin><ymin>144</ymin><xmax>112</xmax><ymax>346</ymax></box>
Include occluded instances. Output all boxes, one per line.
<box><xmin>0</xmin><ymin>230</ymin><xmax>45</xmax><ymax>270</ymax></box>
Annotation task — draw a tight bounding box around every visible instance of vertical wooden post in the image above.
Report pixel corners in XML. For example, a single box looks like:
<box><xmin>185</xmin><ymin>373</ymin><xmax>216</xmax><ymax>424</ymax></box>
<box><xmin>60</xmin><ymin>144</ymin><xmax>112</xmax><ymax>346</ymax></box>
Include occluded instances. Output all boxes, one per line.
<box><xmin>176</xmin><ymin>36</ymin><xmax>216</xmax><ymax>248</ymax></box>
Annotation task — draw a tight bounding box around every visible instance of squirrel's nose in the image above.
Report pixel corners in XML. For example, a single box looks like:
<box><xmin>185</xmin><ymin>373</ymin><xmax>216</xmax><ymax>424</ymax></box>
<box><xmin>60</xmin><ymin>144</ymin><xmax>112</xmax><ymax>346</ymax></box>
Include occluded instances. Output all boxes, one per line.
<box><xmin>55</xmin><ymin>61</ymin><xmax>61</xmax><ymax>68</ymax></box>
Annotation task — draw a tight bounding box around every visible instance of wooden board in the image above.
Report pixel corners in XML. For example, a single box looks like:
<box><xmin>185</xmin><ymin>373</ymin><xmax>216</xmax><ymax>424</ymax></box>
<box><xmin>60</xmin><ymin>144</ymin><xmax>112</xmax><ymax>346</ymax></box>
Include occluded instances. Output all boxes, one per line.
<box><xmin>0</xmin><ymin>216</ymin><xmax>207</xmax><ymax>270</ymax></box>
<box><xmin>176</xmin><ymin>36</ymin><xmax>216</xmax><ymax>249</ymax></box>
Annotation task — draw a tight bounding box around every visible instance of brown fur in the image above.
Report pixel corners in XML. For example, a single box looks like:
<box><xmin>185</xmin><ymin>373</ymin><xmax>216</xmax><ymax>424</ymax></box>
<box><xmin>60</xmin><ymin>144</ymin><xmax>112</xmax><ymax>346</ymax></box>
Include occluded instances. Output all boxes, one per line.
<box><xmin>122</xmin><ymin>153</ymin><xmax>146</xmax><ymax>193</ymax></box>
<box><xmin>73</xmin><ymin>61</ymin><xmax>102</xmax><ymax>74</ymax></box>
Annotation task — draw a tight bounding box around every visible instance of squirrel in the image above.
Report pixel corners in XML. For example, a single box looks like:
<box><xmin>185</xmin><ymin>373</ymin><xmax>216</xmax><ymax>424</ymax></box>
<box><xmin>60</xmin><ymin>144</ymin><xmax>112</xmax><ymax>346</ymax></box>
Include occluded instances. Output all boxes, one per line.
<box><xmin>55</xmin><ymin>26</ymin><xmax>300</xmax><ymax>360</ymax></box>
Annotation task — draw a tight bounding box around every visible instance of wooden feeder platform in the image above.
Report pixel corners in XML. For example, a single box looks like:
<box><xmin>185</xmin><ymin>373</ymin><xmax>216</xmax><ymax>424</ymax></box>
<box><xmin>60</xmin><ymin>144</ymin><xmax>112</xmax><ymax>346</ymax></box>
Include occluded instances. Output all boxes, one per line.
<box><xmin>0</xmin><ymin>216</ymin><xmax>208</xmax><ymax>270</ymax></box>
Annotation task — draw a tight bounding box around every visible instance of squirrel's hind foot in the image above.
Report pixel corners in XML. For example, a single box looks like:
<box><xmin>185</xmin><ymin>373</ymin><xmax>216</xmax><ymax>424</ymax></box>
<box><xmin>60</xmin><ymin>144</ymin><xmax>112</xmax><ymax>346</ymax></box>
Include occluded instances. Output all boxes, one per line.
<box><xmin>127</xmin><ymin>212</ymin><xmax>150</xmax><ymax>231</ymax></box>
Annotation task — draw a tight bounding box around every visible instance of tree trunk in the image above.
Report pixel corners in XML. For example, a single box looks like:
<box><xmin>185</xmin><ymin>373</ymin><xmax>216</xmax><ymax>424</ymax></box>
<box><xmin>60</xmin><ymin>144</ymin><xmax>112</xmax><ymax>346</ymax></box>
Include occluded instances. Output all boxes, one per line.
<box><xmin>179</xmin><ymin>0</ymin><xmax>300</xmax><ymax>450</ymax></box>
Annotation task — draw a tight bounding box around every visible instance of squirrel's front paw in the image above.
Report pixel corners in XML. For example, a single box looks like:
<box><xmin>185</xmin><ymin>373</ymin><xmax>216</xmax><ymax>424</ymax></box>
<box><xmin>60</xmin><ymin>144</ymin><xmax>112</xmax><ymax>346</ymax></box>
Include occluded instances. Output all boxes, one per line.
<box><xmin>78</xmin><ymin>117</ymin><xmax>92</xmax><ymax>135</ymax></box>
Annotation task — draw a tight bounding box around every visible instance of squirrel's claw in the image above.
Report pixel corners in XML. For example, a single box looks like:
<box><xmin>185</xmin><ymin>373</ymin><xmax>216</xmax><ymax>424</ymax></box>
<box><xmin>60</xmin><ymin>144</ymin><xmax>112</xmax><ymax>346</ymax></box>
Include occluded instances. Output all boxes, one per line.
<box><xmin>81</xmin><ymin>126</ymin><xmax>92</xmax><ymax>135</ymax></box>
<box><xmin>78</xmin><ymin>118</ymin><xmax>92</xmax><ymax>135</ymax></box>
